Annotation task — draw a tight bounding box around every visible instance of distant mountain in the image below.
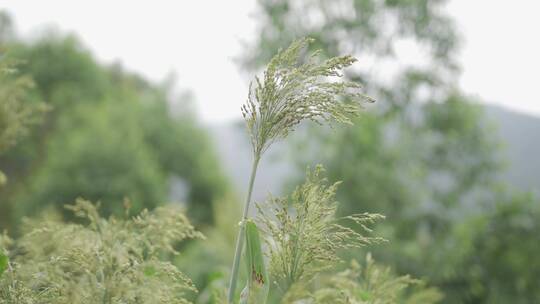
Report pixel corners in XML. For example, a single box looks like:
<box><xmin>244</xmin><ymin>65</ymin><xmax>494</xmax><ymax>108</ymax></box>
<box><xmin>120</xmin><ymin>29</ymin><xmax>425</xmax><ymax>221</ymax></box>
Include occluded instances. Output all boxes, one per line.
<box><xmin>209</xmin><ymin>105</ymin><xmax>540</xmax><ymax>201</ymax></box>
<box><xmin>209</xmin><ymin>121</ymin><xmax>292</xmax><ymax>205</ymax></box>
<box><xmin>485</xmin><ymin>105</ymin><xmax>540</xmax><ymax>193</ymax></box>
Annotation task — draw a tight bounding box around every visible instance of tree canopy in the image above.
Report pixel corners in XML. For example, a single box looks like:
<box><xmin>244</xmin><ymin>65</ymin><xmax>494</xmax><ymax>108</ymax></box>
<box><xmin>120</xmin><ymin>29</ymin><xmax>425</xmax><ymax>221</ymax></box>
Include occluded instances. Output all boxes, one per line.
<box><xmin>0</xmin><ymin>16</ymin><xmax>229</xmax><ymax>231</ymax></box>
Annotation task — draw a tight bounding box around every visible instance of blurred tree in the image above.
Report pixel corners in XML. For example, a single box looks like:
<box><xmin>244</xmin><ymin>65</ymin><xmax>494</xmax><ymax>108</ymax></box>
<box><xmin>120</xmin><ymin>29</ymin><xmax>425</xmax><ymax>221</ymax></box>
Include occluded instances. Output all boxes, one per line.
<box><xmin>240</xmin><ymin>0</ymin><xmax>537</xmax><ymax>303</ymax></box>
<box><xmin>0</xmin><ymin>11</ymin><xmax>15</xmax><ymax>44</ymax></box>
<box><xmin>12</xmin><ymin>101</ymin><xmax>167</xmax><ymax>219</ymax></box>
<box><xmin>240</xmin><ymin>0</ymin><xmax>460</xmax><ymax>100</ymax></box>
<box><xmin>453</xmin><ymin>191</ymin><xmax>540</xmax><ymax>303</ymax></box>
<box><xmin>0</xmin><ymin>59</ymin><xmax>43</xmax><ymax>156</ymax></box>
<box><xmin>0</xmin><ymin>22</ymin><xmax>228</xmax><ymax>231</ymax></box>
<box><xmin>0</xmin><ymin>47</ymin><xmax>47</xmax><ymax>223</ymax></box>
<box><xmin>0</xmin><ymin>53</ymin><xmax>46</xmax><ymax>228</ymax></box>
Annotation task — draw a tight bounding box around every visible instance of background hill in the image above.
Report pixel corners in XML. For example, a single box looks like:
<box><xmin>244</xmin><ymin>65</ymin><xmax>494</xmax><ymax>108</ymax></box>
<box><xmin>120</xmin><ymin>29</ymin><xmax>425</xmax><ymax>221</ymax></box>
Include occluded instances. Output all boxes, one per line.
<box><xmin>485</xmin><ymin>105</ymin><xmax>540</xmax><ymax>192</ymax></box>
<box><xmin>211</xmin><ymin>104</ymin><xmax>540</xmax><ymax>201</ymax></box>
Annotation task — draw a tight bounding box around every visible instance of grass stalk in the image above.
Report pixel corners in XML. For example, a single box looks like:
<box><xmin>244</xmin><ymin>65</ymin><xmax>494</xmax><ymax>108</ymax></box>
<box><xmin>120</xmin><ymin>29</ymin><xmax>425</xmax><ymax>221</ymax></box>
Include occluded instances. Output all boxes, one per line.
<box><xmin>228</xmin><ymin>155</ymin><xmax>261</xmax><ymax>303</ymax></box>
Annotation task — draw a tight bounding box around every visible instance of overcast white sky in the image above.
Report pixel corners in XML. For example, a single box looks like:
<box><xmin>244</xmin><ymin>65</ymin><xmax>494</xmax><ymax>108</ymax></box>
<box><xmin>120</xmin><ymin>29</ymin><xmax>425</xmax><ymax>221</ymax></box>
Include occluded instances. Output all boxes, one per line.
<box><xmin>1</xmin><ymin>0</ymin><xmax>539</xmax><ymax>122</ymax></box>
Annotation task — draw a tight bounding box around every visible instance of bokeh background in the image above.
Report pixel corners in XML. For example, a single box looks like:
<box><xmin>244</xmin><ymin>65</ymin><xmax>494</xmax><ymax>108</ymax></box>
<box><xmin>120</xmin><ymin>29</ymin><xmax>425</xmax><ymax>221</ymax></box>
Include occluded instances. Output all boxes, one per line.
<box><xmin>1</xmin><ymin>1</ymin><xmax>539</xmax><ymax>303</ymax></box>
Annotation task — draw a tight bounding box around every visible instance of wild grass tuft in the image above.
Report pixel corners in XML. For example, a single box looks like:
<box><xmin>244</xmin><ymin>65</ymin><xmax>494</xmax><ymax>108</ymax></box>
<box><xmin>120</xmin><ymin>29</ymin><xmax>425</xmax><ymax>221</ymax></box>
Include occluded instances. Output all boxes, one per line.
<box><xmin>0</xmin><ymin>199</ymin><xmax>202</xmax><ymax>304</ymax></box>
<box><xmin>256</xmin><ymin>165</ymin><xmax>385</xmax><ymax>299</ymax></box>
<box><xmin>241</xmin><ymin>37</ymin><xmax>373</xmax><ymax>156</ymax></box>
<box><xmin>228</xmin><ymin>37</ymin><xmax>373</xmax><ymax>302</ymax></box>
<box><xmin>313</xmin><ymin>254</ymin><xmax>443</xmax><ymax>304</ymax></box>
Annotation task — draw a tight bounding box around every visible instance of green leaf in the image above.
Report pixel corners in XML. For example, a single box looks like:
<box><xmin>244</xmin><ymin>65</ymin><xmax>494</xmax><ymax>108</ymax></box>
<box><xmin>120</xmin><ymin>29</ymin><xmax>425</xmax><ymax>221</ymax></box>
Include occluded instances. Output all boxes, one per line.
<box><xmin>240</xmin><ymin>220</ymin><xmax>269</xmax><ymax>304</ymax></box>
<box><xmin>0</xmin><ymin>252</ymin><xmax>8</xmax><ymax>277</ymax></box>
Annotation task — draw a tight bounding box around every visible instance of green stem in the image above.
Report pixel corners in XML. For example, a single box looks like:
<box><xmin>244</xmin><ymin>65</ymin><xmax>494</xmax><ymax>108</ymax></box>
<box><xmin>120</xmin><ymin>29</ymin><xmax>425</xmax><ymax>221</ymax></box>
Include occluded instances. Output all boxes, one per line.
<box><xmin>228</xmin><ymin>155</ymin><xmax>260</xmax><ymax>303</ymax></box>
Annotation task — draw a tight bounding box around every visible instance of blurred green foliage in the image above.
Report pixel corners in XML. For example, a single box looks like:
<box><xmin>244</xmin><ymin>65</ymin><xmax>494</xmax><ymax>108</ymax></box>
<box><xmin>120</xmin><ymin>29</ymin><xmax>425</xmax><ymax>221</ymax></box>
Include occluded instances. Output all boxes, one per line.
<box><xmin>242</xmin><ymin>0</ymin><xmax>540</xmax><ymax>303</ymax></box>
<box><xmin>0</xmin><ymin>13</ymin><xmax>228</xmax><ymax>231</ymax></box>
<box><xmin>0</xmin><ymin>41</ymin><xmax>47</xmax><ymax>228</ymax></box>
<box><xmin>0</xmin><ymin>58</ymin><xmax>45</xmax><ymax>156</ymax></box>
<box><xmin>14</xmin><ymin>101</ymin><xmax>168</xmax><ymax>219</ymax></box>
<box><xmin>455</xmin><ymin>191</ymin><xmax>540</xmax><ymax>303</ymax></box>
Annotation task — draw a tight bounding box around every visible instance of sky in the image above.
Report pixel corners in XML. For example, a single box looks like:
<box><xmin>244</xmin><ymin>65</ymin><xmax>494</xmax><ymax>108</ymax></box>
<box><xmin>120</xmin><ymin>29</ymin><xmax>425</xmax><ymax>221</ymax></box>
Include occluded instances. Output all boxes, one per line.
<box><xmin>1</xmin><ymin>0</ymin><xmax>539</xmax><ymax>123</ymax></box>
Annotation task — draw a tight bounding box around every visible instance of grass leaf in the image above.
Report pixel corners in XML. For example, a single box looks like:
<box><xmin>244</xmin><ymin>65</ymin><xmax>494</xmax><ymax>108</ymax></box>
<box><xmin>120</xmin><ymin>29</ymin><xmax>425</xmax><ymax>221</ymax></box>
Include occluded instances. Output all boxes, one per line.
<box><xmin>240</xmin><ymin>220</ymin><xmax>269</xmax><ymax>304</ymax></box>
